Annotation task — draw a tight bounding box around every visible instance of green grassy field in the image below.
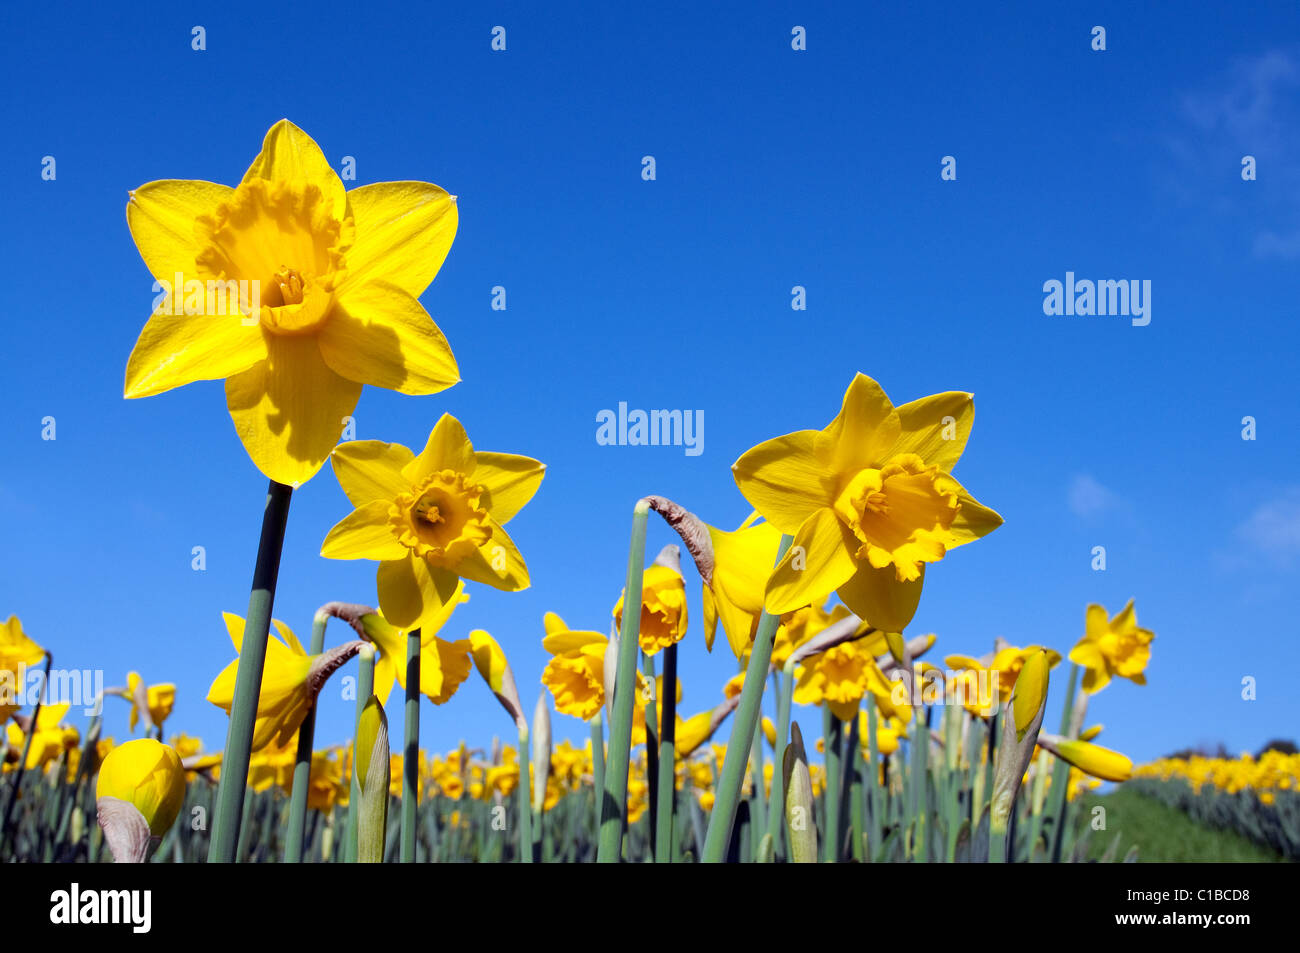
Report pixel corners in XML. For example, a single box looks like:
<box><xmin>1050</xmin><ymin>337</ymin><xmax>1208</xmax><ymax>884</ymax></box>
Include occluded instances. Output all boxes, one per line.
<box><xmin>1075</xmin><ymin>787</ymin><xmax>1287</xmax><ymax>863</ymax></box>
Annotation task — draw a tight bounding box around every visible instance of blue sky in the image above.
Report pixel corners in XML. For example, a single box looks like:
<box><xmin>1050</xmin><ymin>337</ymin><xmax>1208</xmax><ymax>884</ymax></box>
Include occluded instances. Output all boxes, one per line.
<box><xmin>2</xmin><ymin>1</ymin><xmax>1298</xmax><ymax>768</ymax></box>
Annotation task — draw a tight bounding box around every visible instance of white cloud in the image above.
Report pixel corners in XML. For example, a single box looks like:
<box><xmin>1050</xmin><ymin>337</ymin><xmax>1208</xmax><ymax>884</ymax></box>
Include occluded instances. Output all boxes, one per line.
<box><xmin>1236</xmin><ymin>487</ymin><xmax>1300</xmax><ymax>562</ymax></box>
<box><xmin>1068</xmin><ymin>474</ymin><xmax>1119</xmax><ymax>519</ymax></box>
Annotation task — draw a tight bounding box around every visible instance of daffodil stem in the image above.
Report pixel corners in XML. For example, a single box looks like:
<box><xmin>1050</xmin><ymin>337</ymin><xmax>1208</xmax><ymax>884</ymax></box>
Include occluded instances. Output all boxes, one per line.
<box><xmin>284</xmin><ymin>611</ymin><xmax>329</xmax><ymax>863</ymax></box>
<box><xmin>822</xmin><ymin>705</ymin><xmax>842</xmax><ymax>862</ymax></box>
<box><xmin>208</xmin><ymin>480</ymin><xmax>293</xmax><ymax>863</ymax></box>
<box><xmin>640</xmin><ymin>649</ymin><xmax>659</xmax><ymax>852</ymax></box>
<box><xmin>518</xmin><ymin>723</ymin><xmax>533</xmax><ymax>863</ymax></box>
<box><xmin>401</xmin><ymin>627</ymin><xmax>421</xmax><ymax>863</ymax></box>
<box><xmin>701</xmin><ymin>533</ymin><xmax>792</xmax><ymax>863</ymax></box>
<box><xmin>912</xmin><ymin>704</ymin><xmax>930</xmax><ymax>862</ymax></box>
<box><xmin>764</xmin><ymin>663</ymin><xmax>794</xmax><ymax>859</ymax></box>
<box><xmin>847</xmin><ymin>714</ymin><xmax>864</xmax><ymax>861</ymax></box>
<box><xmin>597</xmin><ymin>500</ymin><xmax>650</xmax><ymax>863</ymax></box>
<box><xmin>747</xmin><ymin>710</ymin><xmax>768</xmax><ymax>848</ymax></box>
<box><xmin>866</xmin><ymin>694</ymin><xmax>883</xmax><ymax>858</ymax></box>
<box><xmin>345</xmin><ymin>647</ymin><xmax>375</xmax><ymax>864</ymax></box>
<box><xmin>589</xmin><ymin>714</ymin><xmax>605</xmax><ymax>830</ymax></box>
<box><xmin>1</xmin><ymin>652</ymin><xmax>51</xmax><ymax>847</ymax></box>
<box><xmin>654</xmin><ymin>642</ymin><xmax>677</xmax><ymax>863</ymax></box>
<box><xmin>1047</xmin><ymin>663</ymin><xmax>1080</xmax><ymax>863</ymax></box>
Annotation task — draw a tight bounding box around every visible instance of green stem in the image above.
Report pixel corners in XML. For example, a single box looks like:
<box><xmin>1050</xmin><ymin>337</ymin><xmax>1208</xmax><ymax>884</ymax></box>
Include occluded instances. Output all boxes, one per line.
<box><xmin>284</xmin><ymin>609</ymin><xmax>328</xmax><ymax>862</ymax></box>
<box><xmin>0</xmin><ymin>652</ymin><xmax>52</xmax><ymax>849</ymax></box>
<box><xmin>640</xmin><ymin>649</ymin><xmax>659</xmax><ymax>853</ymax></box>
<box><xmin>913</xmin><ymin>704</ymin><xmax>930</xmax><ymax>862</ymax></box>
<box><xmin>822</xmin><ymin>706</ymin><xmax>842</xmax><ymax>862</ymax></box>
<box><xmin>401</xmin><ymin>627</ymin><xmax>422</xmax><ymax>862</ymax></box>
<box><xmin>589</xmin><ymin>713</ymin><xmax>605</xmax><ymax>831</ymax></box>
<box><xmin>701</xmin><ymin>534</ymin><xmax>792</xmax><ymax>863</ymax></box>
<box><xmin>1047</xmin><ymin>663</ymin><xmax>1080</xmax><ymax>863</ymax></box>
<box><xmin>345</xmin><ymin>646</ymin><xmax>375</xmax><ymax>864</ymax></box>
<box><xmin>654</xmin><ymin>642</ymin><xmax>677</xmax><ymax>863</ymax></box>
<box><xmin>865</xmin><ymin>694</ymin><xmax>883</xmax><ymax>857</ymax></box>
<box><xmin>208</xmin><ymin>480</ymin><xmax>293</xmax><ymax>863</ymax></box>
<box><xmin>518</xmin><ymin>724</ymin><xmax>533</xmax><ymax>862</ymax></box>
<box><xmin>847</xmin><ymin>713</ymin><xmax>864</xmax><ymax>861</ymax></box>
<box><xmin>597</xmin><ymin>500</ymin><xmax>650</xmax><ymax>863</ymax></box>
<box><xmin>764</xmin><ymin>664</ymin><xmax>794</xmax><ymax>859</ymax></box>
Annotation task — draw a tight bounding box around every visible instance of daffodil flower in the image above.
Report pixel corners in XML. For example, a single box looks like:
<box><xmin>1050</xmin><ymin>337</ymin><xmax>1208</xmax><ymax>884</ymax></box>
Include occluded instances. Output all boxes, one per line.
<box><xmin>732</xmin><ymin>373</ymin><xmax>1003</xmax><ymax>630</ymax></box>
<box><xmin>1</xmin><ymin>615</ymin><xmax>45</xmax><ymax>724</ymax></box>
<box><xmin>945</xmin><ymin>642</ymin><xmax>1062</xmax><ymax>715</ymax></box>
<box><xmin>1069</xmin><ymin>600</ymin><xmax>1154</xmax><ymax>693</ymax></box>
<box><xmin>124</xmin><ymin>120</ymin><xmax>461</xmax><ymax>486</ymax></box>
<box><xmin>359</xmin><ymin>593</ymin><xmax>472</xmax><ymax>706</ymax></box>
<box><xmin>6</xmin><ymin>703</ymin><xmax>79</xmax><ymax>770</ymax></box>
<box><xmin>793</xmin><ymin>637</ymin><xmax>895</xmax><ymax>721</ymax></box>
<box><xmin>123</xmin><ymin>672</ymin><xmax>176</xmax><ymax>734</ymax></box>
<box><xmin>613</xmin><ymin>547</ymin><xmax>689</xmax><ymax>655</ymax></box>
<box><xmin>540</xmin><ymin>613</ymin><xmax>610</xmax><ymax>721</ymax></box>
<box><xmin>321</xmin><ymin>414</ymin><xmax>544</xmax><ymax>628</ymax></box>
<box><xmin>96</xmin><ymin>739</ymin><xmax>186</xmax><ymax>861</ymax></box>
<box><xmin>206</xmin><ymin>613</ymin><xmax>364</xmax><ymax>750</ymax></box>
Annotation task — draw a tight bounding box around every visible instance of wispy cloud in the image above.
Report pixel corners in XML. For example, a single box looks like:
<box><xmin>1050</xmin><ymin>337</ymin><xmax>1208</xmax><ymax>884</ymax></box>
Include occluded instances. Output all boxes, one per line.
<box><xmin>1235</xmin><ymin>487</ymin><xmax>1300</xmax><ymax>565</ymax></box>
<box><xmin>1068</xmin><ymin>474</ymin><xmax>1120</xmax><ymax>519</ymax></box>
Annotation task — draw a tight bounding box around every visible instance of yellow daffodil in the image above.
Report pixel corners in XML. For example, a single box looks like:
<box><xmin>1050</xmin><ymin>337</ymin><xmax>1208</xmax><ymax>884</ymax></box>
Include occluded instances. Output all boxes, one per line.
<box><xmin>793</xmin><ymin>637</ymin><xmax>893</xmax><ymax>722</ymax></box>
<box><xmin>540</xmin><ymin>613</ymin><xmax>609</xmax><ymax>720</ymax></box>
<box><xmin>96</xmin><ymin>739</ymin><xmax>186</xmax><ymax>838</ymax></box>
<box><xmin>946</xmin><ymin>643</ymin><xmax>1062</xmax><ymax>715</ymax></box>
<box><xmin>6</xmin><ymin>703</ymin><xmax>79</xmax><ymax>770</ymax></box>
<box><xmin>125</xmin><ymin>672</ymin><xmax>176</xmax><ymax>734</ymax></box>
<box><xmin>732</xmin><ymin>373</ymin><xmax>1002</xmax><ymax>630</ymax></box>
<box><xmin>207</xmin><ymin>613</ymin><xmax>363</xmax><ymax>749</ymax></box>
<box><xmin>1</xmin><ymin>616</ymin><xmax>45</xmax><ymax>723</ymax></box>
<box><xmin>248</xmin><ymin>735</ymin><xmax>298</xmax><ymax>793</ymax></box>
<box><xmin>614</xmin><ymin>556</ymin><xmax>689</xmax><ymax>655</ymax></box>
<box><xmin>1069</xmin><ymin>600</ymin><xmax>1154</xmax><ymax>693</ymax></box>
<box><xmin>124</xmin><ymin>120</ymin><xmax>460</xmax><ymax>486</ymax></box>
<box><xmin>700</xmin><ymin>515</ymin><xmax>785</xmax><ymax>656</ymax></box>
<box><xmin>321</xmin><ymin>414</ymin><xmax>544</xmax><ymax>627</ymax></box>
<box><xmin>360</xmin><ymin>593</ymin><xmax>472</xmax><ymax>706</ymax></box>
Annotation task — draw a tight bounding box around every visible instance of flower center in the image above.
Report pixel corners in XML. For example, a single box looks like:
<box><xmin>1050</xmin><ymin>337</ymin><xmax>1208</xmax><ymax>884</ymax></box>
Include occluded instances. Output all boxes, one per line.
<box><xmin>390</xmin><ymin>470</ymin><xmax>491</xmax><ymax>565</ymax></box>
<box><xmin>832</xmin><ymin>453</ymin><xmax>961</xmax><ymax>582</ymax></box>
<box><xmin>193</xmin><ymin>178</ymin><xmax>353</xmax><ymax>336</ymax></box>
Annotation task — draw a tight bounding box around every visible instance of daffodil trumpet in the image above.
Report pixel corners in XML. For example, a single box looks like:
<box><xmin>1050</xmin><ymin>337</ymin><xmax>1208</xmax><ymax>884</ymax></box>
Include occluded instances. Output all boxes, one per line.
<box><xmin>208</xmin><ymin>479</ymin><xmax>292</xmax><ymax>863</ymax></box>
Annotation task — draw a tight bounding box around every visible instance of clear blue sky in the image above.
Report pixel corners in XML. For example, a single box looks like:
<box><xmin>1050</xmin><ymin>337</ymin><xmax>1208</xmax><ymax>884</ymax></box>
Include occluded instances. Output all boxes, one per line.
<box><xmin>2</xmin><ymin>1</ymin><xmax>1298</xmax><ymax>767</ymax></box>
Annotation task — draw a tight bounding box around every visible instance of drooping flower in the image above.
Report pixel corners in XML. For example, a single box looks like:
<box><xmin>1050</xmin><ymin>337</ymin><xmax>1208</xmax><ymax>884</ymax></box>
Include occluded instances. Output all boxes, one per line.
<box><xmin>613</xmin><ymin>549</ymin><xmax>689</xmax><ymax>655</ymax></box>
<box><xmin>0</xmin><ymin>616</ymin><xmax>45</xmax><ymax>724</ymax></box>
<box><xmin>732</xmin><ymin>373</ymin><xmax>1002</xmax><ymax>630</ymax></box>
<box><xmin>206</xmin><ymin>613</ymin><xmax>363</xmax><ymax>750</ymax></box>
<box><xmin>700</xmin><ymin>515</ymin><xmax>785</xmax><ymax>656</ymax></box>
<box><xmin>1069</xmin><ymin>600</ymin><xmax>1154</xmax><ymax>693</ymax></box>
<box><xmin>359</xmin><ymin>591</ymin><xmax>472</xmax><ymax>706</ymax></box>
<box><xmin>124</xmin><ymin>672</ymin><xmax>176</xmax><ymax>734</ymax></box>
<box><xmin>124</xmin><ymin>120</ymin><xmax>461</xmax><ymax>487</ymax></box>
<box><xmin>6</xmin><ymin>703</ymin><xmax>79</xmax><ymax>770</ymax></box>
<box><xmin>95</xmin><ymin>738</ymin><xmax>186</xmax><ymax>837</ymax></box>
<box><xmin>540</xmin><ymin>613</ymin><xmax>609</xmax><ymax>721</ymax></box>
<box><xmin>321</xmin><ymin>414</ymin><xmax>544</xmax><ymax>628</ymax></box>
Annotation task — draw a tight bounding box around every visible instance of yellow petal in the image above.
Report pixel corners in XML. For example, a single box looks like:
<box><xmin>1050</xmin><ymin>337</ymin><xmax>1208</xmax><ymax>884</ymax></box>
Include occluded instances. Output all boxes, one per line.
<box><xmin>225</xmin><ymin>334</ymin><xmax>361</xmax><ymax>487</ymax></box>
<box><xmin>126</xmin><ymin>179</ymin><xmax>234</xmax><ymax>281</ymax></box>
<box><xmin>731</xmin><ymin>430</ymin><xmax>833</xmax><ymax>534</ymax></box>
<box><xmin>272</xmin><ymin>620</ymin><xmax>305</xmax><ymax>656</ymax></box>
<box><xmin>457</xmin><ymin>522</ymin><xmax>530</xmax><ymax>592</ymax></box>
<box><xmin>330</xmin><ymin>440</ymin><xmax>415</xmax><ymax>507</ymax></box>
<box><xmin>817</xmin><ymin>373</ymin><xmax>901</xmax><ymax>474</ymax></box>
<box><xmin>835</xmin><ymin>563</ymin><xmax>923</xmax><ymax>632</ymax></box>
<box><xmin>124</xmin><ymin>312</ymin><xmax>267</xmax><ymax>399</ymax></box>
<box><xmin>321</xmin><ymin>500</ymin><xmax>407</xmax><ymax>560</ymax></box>
<box><xmin>403</xmin><ymin>414</ymin><xmax>475</xmax><ymax>484</ymax></box>
<box><xmin>469</xmin><ymin>630</ymin><xmax>508</xmax><ymax>694</ymax></box>
<box><xmin>376</xmin><ymin>556</ymin><xmax>460</xmax><ymax>629</ymax></box>
<box><xmin>764</xmin><ymin>508</ymin><xmax>857</xmax><ymax>615</ymax></box>
<box><xmin>341</xmin><ymin>181</ymin><xmax>458</xmax><ymax>297</ymax></box>
<box><xmin>473</xmin><ymin>452</ymin><xmax>546</xmax><ymax>524</ymax></box>
<box><xmin>241</xmin><ymin>120</ymin><xmax>345</xmax><ymax>219</ymax></box>
<box><xmin>319</xmin><ymin>281</ymin><xmax>459</xmax><ymax>395</ymax></box>
<box><xmin>890</xmin><ymin>391</ymin><xmax>974</xmax><ymax>471</ymax></box>
<box><xmin>542</xmin><ymin>629</ymin><xmax>606</xmax><ymax>655</ymax></box>
<box><xmin>947</xmin><ymin>484</ymin><xmax>1005</xmax><ymax>546</ymax></box>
